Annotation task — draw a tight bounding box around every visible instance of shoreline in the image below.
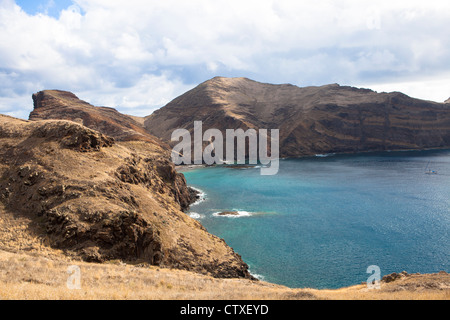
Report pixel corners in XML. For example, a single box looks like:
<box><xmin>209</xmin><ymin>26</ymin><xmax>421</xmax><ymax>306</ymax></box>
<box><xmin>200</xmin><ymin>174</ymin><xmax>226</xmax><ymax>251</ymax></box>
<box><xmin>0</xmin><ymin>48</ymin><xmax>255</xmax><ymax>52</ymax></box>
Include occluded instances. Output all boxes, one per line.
<box><xmin>179</xmin><ymin>150</ymin><xmax>450</xmax><ymax>290</ymax></box>
<box><xmin>187</xmin><ymin>186</ymin><xmax>207</xmax><ymax>207</ymax></box>
<box><xmin>175</xmin><ymin>147</ymin><xmax>450</xmax><ymax>172</ymax></box>
<box><xmin>280</xmin><ymin>146</ymin><xmax>450</xmax><ymax>161</ymax></box>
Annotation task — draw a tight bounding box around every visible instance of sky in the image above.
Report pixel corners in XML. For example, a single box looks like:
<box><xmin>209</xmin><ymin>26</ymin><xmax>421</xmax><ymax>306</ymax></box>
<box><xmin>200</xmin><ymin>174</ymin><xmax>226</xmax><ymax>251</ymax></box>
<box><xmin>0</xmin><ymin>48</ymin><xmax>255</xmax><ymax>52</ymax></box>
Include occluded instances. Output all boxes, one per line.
<box><xmin>1</xmin><ymin>0</ymin><xmax>450</xmax><ymax>119</ymax></box>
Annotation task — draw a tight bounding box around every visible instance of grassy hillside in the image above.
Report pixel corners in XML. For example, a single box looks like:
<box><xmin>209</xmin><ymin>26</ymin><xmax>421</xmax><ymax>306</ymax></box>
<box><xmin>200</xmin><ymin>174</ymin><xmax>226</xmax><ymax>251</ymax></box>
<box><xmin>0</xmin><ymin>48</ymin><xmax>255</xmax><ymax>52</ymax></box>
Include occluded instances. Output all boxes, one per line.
<box><xmin>0</xmin><ymin>248</ymin><xmax>448</xmax><ymax>300</ymax></box>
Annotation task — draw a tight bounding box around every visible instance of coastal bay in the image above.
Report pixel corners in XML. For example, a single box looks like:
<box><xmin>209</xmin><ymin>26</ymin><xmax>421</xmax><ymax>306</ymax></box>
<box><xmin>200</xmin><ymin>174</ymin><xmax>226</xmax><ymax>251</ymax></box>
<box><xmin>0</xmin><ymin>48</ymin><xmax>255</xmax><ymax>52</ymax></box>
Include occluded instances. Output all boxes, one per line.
<box><xmin>183</xmin><ymin>150</ymin><xmax>450</xmax><ymax>289</ymax></box>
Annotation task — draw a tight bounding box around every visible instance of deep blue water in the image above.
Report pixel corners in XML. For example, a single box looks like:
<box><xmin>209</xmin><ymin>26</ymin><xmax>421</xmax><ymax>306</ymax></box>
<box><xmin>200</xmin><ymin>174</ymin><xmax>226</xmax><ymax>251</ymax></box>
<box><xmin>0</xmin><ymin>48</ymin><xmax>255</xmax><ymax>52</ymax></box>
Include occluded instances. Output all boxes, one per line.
<box><xmin>182</xmin><ymin>150</ymin><xmax>450</xmax><ymax>289</ymax></box>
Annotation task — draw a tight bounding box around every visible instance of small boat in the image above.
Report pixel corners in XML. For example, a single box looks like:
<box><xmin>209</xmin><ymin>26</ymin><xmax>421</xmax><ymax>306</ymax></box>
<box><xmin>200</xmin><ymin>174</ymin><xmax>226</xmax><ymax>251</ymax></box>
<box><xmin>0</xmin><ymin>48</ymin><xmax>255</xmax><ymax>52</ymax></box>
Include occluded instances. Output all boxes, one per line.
<box><xmin>315</xmin><ymin>153</ymin><xmax>336</xmax><ymax>158</ymax></box>
<box><xmin>425</xmin><ymin>161</ymin><xmax>438</xmax><ymax>174</ymax></box>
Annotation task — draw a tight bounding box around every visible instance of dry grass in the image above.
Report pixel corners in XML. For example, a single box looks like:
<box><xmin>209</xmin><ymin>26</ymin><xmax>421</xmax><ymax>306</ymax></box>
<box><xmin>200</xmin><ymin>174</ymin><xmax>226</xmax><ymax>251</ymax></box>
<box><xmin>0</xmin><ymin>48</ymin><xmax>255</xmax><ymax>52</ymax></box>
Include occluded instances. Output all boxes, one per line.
<box><xmin>311</xmin><ymin>282</ymin><xmax>450</xmax><ymax>300</ymax></box>
<box><xmin>0</xmin><ymin>249</ymin><xmax>317</xmax><ymax>300</ymax></box>
<box><xmin>0</xmin><ymin>248</ymin><xmax>448</xmax><ymax>300</ymax></box>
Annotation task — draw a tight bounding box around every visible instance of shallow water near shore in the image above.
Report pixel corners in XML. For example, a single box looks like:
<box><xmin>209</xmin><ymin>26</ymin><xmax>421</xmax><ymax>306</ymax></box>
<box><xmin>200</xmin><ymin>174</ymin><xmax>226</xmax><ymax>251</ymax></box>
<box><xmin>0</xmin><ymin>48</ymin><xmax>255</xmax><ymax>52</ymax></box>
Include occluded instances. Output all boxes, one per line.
<box><xmin>182</xmin><ymin>150</ymin><xmax>450</xmax><ymax>289</ymax></box>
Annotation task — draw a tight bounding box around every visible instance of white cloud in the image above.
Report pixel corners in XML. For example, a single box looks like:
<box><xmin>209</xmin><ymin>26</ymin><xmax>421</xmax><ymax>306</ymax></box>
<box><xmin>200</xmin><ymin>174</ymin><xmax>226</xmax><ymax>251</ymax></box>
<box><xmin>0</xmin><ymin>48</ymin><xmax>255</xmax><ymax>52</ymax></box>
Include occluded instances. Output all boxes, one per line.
<box><xmin>367</xmin><ymin>74</ymin><xmax>450</xmax><ymax>103</ymax></box>
<box><xmin>1</xmin><ymin>0</ymin><xmax>450</xmax><ymax>119</ymax></box>
<box><xmin>78</xmin><ymin>73</ymin><xmax>194</xmax><ymax>117</ymax></box>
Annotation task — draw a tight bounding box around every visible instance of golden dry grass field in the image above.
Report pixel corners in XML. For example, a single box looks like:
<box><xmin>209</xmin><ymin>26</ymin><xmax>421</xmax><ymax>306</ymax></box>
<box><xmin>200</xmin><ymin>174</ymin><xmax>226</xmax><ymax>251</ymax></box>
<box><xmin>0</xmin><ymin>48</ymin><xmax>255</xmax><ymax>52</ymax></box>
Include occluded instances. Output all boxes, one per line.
<box><xmin>0</xmin><ymin>247</ymin><xmax>449</xmax><ymax>300</ymax></box>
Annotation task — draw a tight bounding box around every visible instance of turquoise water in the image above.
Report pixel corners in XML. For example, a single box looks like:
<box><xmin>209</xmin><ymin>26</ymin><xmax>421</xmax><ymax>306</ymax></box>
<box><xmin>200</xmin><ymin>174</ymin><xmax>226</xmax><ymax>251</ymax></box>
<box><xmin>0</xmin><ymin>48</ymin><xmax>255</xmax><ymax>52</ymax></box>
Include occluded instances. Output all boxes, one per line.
<box><xmin>182</xmin><ymin>150</ymin><xmax>450</xmax><ymax>289</ymax></box>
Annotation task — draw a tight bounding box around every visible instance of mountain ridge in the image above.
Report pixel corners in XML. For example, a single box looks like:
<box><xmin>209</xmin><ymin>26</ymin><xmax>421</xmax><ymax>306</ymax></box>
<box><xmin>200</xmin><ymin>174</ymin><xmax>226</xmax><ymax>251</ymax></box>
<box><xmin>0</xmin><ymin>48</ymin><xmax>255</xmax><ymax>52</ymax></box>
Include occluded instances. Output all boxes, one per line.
<box><xmin>145</xmin><ymin>77</ymin><xmax>450</xmax><ymax>158</ymax></box>
<box><xmin>31</xmin><ymin>90</ymin><xmax>164</xmax><ymax>145</ymax></box>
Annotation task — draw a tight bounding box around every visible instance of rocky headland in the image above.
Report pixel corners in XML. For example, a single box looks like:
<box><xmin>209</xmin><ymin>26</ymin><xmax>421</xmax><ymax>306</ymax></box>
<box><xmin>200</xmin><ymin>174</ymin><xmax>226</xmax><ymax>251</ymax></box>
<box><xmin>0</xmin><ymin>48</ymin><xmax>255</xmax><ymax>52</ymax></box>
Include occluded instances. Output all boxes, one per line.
<box><xmin>0</xmin><ymin>91</ymin><xmax>253</xmax><ymax>279</ymax></box>
<box><xmin>145</xmin><ymin>77</ymin><xmax>450</xmax><ymax>158</ymax></box>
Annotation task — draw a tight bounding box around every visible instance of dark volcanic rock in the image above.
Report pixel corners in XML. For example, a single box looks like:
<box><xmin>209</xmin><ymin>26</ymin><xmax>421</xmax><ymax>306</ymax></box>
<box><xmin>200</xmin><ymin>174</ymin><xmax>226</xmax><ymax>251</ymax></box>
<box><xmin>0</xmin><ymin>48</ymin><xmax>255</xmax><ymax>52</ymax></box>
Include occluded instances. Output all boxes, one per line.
<box><xmin>216</xmin><ymin>211</ymin><xmax>240</xmax><ymax>216</ymax></box>
<box><xmin>382</xmin><ymin>271</ymin><xmax>409</xmax><ymax>283</ymax></box>
<box><xmin>32</xmin><ymin>120</ymin><xmax>115</xmax><ymax>152</ymax></box>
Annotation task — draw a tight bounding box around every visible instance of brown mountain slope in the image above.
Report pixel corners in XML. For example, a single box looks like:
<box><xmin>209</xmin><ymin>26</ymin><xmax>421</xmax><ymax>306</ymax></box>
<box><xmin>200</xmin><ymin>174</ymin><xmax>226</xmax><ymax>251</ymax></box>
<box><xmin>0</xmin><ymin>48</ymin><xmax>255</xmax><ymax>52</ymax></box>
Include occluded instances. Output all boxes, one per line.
<box><xmin>30</xmin><ymin>90</ymin><xmax>162</xmax><ymax>145</ymax></box>
<box><xmin>145</xmin><ymin>77</ymin><xmax>450</xmax><ymax>158</ymax></box>
<box><xmin>0</xmin><ymin>114</ymin><xmax>252</xmax><ymax>279</ymax></box>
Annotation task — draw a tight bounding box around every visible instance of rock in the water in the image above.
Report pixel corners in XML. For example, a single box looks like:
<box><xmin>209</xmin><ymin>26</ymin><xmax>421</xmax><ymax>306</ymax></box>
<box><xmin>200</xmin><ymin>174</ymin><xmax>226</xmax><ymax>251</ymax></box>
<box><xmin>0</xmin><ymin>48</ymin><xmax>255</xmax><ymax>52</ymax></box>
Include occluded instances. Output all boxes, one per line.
<box><xmin>217</xmin><ymin>211</ymin><xmax>240</xmax><ymax>216</ymax></box>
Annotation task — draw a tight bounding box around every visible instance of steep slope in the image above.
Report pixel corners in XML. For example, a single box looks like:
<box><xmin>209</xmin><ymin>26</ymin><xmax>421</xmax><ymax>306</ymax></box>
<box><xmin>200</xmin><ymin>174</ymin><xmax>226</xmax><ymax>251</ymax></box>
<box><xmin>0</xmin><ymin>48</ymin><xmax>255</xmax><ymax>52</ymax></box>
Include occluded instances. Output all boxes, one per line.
<box><xmin>145</xmin><ymin>77</ymin><xmax>450</xmax><ymax>158</ymax></box>
<box><xmin>30</xmin><ymin>90</ymin><xmax>162</xmax><ymax>145</ymax></box>
<box><xmin>0</xmin><ymin>113</ymin><xmax>252</xmax><ymax>279</ymax></box>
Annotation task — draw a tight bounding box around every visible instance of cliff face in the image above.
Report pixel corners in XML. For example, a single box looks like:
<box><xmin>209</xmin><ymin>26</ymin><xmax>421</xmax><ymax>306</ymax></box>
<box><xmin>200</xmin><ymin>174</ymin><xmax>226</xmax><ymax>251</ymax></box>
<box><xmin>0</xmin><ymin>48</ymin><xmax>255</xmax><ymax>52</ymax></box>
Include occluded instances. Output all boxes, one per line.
<box><xmin>145</xmin><ymin>77</ymin><xmax>450</xmax><ymax>158</ymax></box>
<box><xmin>0</xmin><ymin>92</ymin><xmax>254</xmax><ymax>279</ymax></box>
<box><xmin>31</xmin><ymin>90</ymin><xmax>162</xmax><ymax>145</ymax></box>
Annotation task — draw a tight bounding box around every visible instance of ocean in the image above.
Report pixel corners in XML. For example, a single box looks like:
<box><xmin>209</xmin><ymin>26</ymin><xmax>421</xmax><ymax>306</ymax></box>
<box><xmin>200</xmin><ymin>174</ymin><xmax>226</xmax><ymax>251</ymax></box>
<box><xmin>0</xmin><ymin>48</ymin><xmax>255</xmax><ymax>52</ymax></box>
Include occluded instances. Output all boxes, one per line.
<box><xmin>181</xmin><ymin>150</ymin><xmax>450</xmax><ymax>289</ymax></box>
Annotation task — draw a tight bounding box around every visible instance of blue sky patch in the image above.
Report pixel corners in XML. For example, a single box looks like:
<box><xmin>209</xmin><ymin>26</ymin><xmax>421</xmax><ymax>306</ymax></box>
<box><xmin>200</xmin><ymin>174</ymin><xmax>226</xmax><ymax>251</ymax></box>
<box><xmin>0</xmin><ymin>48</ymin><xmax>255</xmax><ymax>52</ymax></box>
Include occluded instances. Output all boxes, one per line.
<box><xmin>15</xmin><ymin>0</ymin><xmax>74</xmax><ymax>18</ymax></box>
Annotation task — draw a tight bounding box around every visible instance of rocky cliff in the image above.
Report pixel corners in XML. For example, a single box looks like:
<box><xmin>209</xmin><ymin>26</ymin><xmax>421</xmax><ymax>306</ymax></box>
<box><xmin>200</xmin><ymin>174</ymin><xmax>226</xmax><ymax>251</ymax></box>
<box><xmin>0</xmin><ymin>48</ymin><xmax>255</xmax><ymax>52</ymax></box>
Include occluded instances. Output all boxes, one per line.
<box><xmin>145</xmin><ymin>77</ymin><xmax>450</xmax><ymax>158</ymax></box>
<box><xmin>0</xmin><ymin>92</ymin><xmax>253</xmax><ymax>279</ymax></box>
<box><xmin>30</xmin><ymin>90</ymin><xmax>161</xmax><ymax>144</ymax></box>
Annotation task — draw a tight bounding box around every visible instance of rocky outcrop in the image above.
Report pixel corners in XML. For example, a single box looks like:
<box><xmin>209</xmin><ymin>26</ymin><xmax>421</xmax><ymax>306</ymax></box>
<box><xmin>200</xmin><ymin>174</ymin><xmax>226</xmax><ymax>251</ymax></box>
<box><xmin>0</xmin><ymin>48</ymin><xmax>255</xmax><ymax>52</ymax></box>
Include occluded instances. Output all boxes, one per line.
<box><xmin>114</xmin><ymin>153</ymin><xmax>197</xmax><ymax>212</ymax></box>
<box><xmin>31</xmin><ymin>90</ymin><xmax>164</xmax><ymax>145</ymax></box>
<box><xmin>0</xmin><ymin>114</ymin><xmax>253</xmax><ymax>279</ymax></box>
<box><xmin>33</xmin><ymin>120</ymin><xmax>115</xmax><ymax>152</ymax></box>
<box><xmin>379</xmin><ymin>271</ymin><xmax>450</xmax><ymax>292</ymax></box>
<box><xmin>145</xmin><ymin>77</ymin><xmax>450</xmax><ymax>158</ymax></box>
<box><xmin>382</xmin><ymin>271</ymin><xmax>410</xmax><ymax>283</ymax></box>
